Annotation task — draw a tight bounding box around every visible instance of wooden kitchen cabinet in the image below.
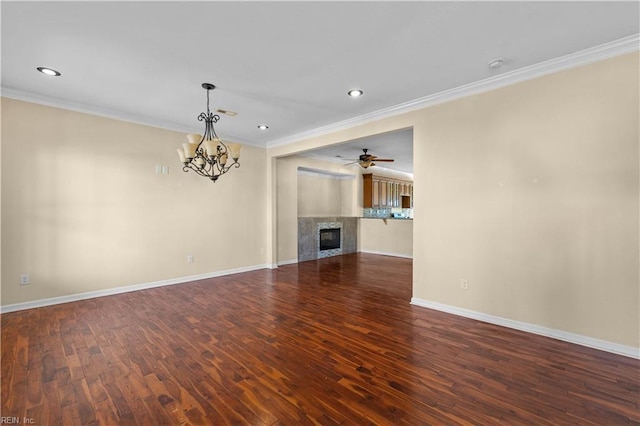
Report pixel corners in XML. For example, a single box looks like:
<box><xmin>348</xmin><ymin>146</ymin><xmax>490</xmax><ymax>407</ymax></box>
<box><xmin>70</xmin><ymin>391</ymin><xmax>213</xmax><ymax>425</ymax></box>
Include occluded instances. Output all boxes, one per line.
<box><xmin>380</xmin><ymin>182</ymin><xmax>387</xmax><ymax>207</ymax></box>
<box><xmin>363</xmin><ymin>173</ymin><xmax>413</xmax><ymax>208</ymax></box>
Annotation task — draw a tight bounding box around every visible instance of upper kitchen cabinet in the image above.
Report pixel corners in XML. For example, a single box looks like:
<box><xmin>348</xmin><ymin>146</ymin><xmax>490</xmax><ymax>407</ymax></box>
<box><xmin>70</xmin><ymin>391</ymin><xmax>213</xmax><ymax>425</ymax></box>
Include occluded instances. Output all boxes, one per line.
<box><xmin>363</xmin><ymin>174</ymin><xmax>413</xmax><ymax>208</ymax></box>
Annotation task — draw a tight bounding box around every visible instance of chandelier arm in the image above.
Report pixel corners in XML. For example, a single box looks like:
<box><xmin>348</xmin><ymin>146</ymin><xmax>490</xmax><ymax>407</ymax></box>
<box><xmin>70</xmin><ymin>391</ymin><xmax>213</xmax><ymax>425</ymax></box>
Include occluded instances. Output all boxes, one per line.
<box><xmin>183</xmin><ymin>147</ymin><xmax>231</xmax><ymax>179</ymax></box>
<box><xmin>200</xmin><ymin>114</ymin><xmax>221</xmax><ymax>141</ymax></box>
<box><xmin>213</xmin><ymin>161</ymin><xmax>225</xmax><ymax>176</ymax></box>
<box><xmin>203</xmin><ymin>119</ymin><xmax>212</xmax><ymax>140</ymax></box>
<box><xmin>219</xmin><ymin>142</ymin><xmax>227</xmax><ymax>155</ymax></box>
<box><xmin>184</xmin><ymin>162</ymin><xmax>206</xmax><ymax>177</ymax></box>
<box><xmin>200</xmin><ymin>165</ymin><xmax>219</xmax><ymax>180</ymax></box>
<box><xmin>190</xmin><ymin>154</ymin><xmax>224</xmax><ymax>179</ymax></box>
<box><xmin>216</xmin><ymin>162</ymin><xmax>240</xmax><ymax>176</ymax></box>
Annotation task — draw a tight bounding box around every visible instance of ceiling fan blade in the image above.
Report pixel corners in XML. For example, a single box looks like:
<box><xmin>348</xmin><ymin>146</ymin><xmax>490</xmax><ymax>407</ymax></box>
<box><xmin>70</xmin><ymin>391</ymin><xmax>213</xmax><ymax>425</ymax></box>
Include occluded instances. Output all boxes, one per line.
<box><xmin>372</xmin><ymin>158</ymin><xmax>394</xmax><ymax>162</ymax></box>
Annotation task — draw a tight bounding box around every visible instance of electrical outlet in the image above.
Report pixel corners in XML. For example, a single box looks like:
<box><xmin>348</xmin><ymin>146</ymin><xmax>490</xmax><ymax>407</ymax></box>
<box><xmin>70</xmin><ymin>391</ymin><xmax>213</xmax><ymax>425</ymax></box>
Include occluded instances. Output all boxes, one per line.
<box><xmin>20</xmin><ymin>273</ymin><xmax>30</xmax><ymax>286</ymax></box>
<box><xmin>460</xmin><ymin>279</ymin><xmax>469</xmax><ymax>290</ymax></box>
<box><xmin>187</xmin><ymin>255</ymin><xmax>194</xmax><ymax>263</ymax></box>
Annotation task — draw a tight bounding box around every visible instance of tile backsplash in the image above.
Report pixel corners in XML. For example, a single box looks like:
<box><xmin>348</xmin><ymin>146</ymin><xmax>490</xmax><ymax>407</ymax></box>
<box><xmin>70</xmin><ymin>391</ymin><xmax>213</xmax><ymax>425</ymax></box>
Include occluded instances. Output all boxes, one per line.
<box><xmin>363</xmin><ymin>208</ymin><xmax>413</xmax><ymax>218</ymax></box>
<box><xmin>363</xmin><ymin>208</ymin><xmax>391</xmax><ymax>218</ymax></box>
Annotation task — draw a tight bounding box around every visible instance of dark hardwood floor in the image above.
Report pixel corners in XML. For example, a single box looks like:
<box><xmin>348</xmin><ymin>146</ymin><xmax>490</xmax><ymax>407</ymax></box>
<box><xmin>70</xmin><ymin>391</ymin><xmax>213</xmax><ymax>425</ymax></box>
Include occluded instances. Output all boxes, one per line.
<box><xmin>2</xmin><ymin>253</ymin><xmax>639</xmax><ymax>425</ymax></box>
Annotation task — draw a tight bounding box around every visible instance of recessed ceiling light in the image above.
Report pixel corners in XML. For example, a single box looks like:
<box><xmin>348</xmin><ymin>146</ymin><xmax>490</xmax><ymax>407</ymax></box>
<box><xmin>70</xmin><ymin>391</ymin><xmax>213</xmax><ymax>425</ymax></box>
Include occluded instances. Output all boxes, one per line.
<box><xmin>36</xmin><ymin>67</ymin><xmax>61</xmax><ymax>76</ymax></box>
<box><xmin>488</xmin><ymin>59</ymin><xmax>504</xmax><ymax>70</ymax></box>
<box><xmin>347</xmin><ymin>89</ymin><xmax>364</xmax><ymax>97</ymax></box>
<box><xmin>258</xmin><ymin>124</ymin><xmax>269</xmax><ymax>130</ymax></box>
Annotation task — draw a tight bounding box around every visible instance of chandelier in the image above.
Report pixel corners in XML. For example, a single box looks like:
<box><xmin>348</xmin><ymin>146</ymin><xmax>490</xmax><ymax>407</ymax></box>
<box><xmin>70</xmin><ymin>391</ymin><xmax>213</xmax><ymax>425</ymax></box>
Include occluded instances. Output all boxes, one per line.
<box><xmin>177</xmin><ymin>83</ymin><xmax>241</xmax><ymax>182</ymax></box>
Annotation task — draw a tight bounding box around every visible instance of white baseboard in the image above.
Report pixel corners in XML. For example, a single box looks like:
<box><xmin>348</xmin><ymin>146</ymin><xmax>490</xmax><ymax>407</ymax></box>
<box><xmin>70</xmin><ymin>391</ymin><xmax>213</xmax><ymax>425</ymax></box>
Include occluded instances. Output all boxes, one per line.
<box><xmin>411</xmin><ymin>297</ymin><xmax>639</xmax><ymax>359</ymax></box>
<box><xmin>359</xmin><ymin>250</ymin><xmax>413</xmax><ymax>259</ymax></box>
<box><xmin>277</xmin><ymin>258</ymin><xmax>298</xmax><ymax>266</ymax></box>
<box><xmin>1</xmin><ymin>264</ymin><xmax>270</xmax><ymax>314</ymax></box>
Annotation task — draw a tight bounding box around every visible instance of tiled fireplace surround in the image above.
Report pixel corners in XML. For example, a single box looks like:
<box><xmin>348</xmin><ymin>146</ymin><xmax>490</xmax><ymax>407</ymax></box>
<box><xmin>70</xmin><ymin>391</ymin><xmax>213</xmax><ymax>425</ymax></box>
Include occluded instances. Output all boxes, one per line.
<box><xmin>298</xmin><ymin>217</ymin><xmax>357</xmax><ymax>262</ymax></box>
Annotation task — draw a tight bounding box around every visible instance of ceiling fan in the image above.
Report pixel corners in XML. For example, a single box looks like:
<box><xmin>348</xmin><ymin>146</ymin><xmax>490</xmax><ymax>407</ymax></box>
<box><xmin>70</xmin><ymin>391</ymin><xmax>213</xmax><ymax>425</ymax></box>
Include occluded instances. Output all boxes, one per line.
<box><xmin>345</xmin><ymin>148</ymin><xmax>395</xmax><ymax>169</ymax></box>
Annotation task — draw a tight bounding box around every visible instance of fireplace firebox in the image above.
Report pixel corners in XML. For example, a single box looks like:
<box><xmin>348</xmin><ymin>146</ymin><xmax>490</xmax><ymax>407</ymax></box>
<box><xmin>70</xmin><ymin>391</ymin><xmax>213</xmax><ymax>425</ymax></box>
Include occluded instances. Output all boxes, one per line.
<box><xmin>319</xmin><ymin>228</ymin><xmax>341</xmax><ymax>251</ymax></box>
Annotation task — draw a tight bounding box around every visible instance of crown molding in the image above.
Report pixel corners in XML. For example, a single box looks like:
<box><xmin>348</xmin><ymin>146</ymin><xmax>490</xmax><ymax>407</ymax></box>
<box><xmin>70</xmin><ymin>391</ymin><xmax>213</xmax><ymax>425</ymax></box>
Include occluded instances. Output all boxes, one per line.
<box><xmin>297</xmin><ymin>166</ymin><xmax>356</xmax><ymax>180</ymax></box>
<box><xmin>268</xmin><ymin>34</ymin><xmax>640</xmax><ymax>149</ymax></box>
<box><xmin>3</xmin><ymin>34</ymin><xmax>637</xmax><ymax>152</ymax></box>
<box><xmin>0</xmin><ymin>87</ymin><xmax>267</xmax><ymax>148</ymax></box>
<box><xmin>0</xmin><ymin>87</ymin><xmax>187</xmax><ymax>132</ymax></box>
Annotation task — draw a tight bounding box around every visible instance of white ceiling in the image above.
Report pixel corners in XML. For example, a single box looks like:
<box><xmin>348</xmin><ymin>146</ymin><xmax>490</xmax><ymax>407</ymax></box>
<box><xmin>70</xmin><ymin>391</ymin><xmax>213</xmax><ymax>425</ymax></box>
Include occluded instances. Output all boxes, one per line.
<box><xmin>2</xmin><ymin>1</ymin><xmax>638</xmax><ymax>174</ymax></box>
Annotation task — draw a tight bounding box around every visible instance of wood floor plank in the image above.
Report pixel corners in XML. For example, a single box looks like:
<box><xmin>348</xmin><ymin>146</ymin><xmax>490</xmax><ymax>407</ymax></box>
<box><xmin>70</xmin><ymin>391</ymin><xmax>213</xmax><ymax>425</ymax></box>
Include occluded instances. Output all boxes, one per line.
<box><xmin>2</xmin><ymin>253</ymin><xmax>639</xmax><ymax>424</ymax></box>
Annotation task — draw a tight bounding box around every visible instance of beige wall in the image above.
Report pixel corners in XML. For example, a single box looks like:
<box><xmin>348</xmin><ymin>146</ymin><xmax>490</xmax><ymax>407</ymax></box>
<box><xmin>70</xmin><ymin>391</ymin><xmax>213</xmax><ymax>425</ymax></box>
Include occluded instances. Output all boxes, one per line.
<box><xmin>1</xmin><ymin>98</ymin><xmax>267</xmax><ymax>306</ymax></box>
<box><xmin>297</xmin><ymin>172</ymin><xmax>342</xmax><ymax>217</ymax></box>
<box><xmin>270</xmin><ymin>52</ymin><xmax>639</xmax><ymax>348</ymax></box>
<box><xmin>413</xmin><ymin>53</ymin><xmax>639</xmax><ymax>347</ymax></box>
<box><xmin>359</xmin><ymin>218</ymin><xmax>413</xmax><ymax>258</ymax></box>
